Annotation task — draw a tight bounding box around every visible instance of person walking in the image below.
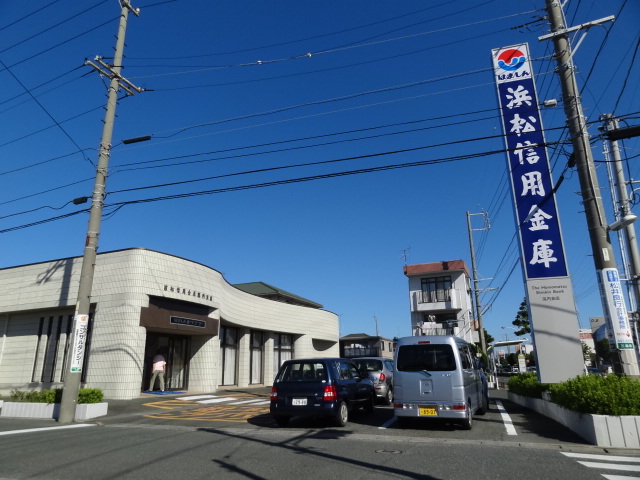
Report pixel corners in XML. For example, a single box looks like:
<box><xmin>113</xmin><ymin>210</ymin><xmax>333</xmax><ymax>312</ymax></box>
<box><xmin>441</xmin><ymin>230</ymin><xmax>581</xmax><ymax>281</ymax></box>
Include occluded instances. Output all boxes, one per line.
<box><xmin>149</xmin><ymin>353</ymin><xmax>167</xmax><ymax>392</ymax></box>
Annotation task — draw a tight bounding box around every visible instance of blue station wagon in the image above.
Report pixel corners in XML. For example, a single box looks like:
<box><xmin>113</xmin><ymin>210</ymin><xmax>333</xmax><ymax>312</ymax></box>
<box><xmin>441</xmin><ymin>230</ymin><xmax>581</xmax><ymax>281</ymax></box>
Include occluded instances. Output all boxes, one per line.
<box><xmin>270</xmin><ymin>357</ymin><xmax>376</xmax><ymax>427</ymax></box>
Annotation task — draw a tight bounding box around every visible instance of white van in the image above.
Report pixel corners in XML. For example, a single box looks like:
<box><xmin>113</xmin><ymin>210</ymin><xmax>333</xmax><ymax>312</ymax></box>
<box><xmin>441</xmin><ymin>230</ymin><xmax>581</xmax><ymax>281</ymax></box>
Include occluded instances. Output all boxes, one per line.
<box><xmin>393</xmin><ymin>335</ymin><xmax>488</xmax><ymax>429</ymax></box>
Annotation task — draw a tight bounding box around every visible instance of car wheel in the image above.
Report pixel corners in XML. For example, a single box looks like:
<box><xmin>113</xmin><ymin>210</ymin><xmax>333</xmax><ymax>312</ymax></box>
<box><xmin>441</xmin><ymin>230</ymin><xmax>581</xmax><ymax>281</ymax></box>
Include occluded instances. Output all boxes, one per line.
<box><xmin>384</xmin><ymin>388</ymin><xmax>393</xmax><ymax>406</ymax></box>
<box><xmin>477</xmin><ymin>393</ymin><xmax>489</xmax><ymax>415</ymax></box>
<box><xmin>364</xmin><ymin>393</ymin><xmax>375</xmax><ymax>413</ymax></box>
<box><xmin>334</xmin><ymin>401</ymin><xmax>348</xmax><ymax>427</ymax></box>
<box><xmin>461</xmin><ymin>401</ymin><xmax>473</xmax><ymax>430</ymax></box>
<box><xmin>274</xmin><ymin>416</ymin><xmax>290</xmax><ymax>427</ymax></box>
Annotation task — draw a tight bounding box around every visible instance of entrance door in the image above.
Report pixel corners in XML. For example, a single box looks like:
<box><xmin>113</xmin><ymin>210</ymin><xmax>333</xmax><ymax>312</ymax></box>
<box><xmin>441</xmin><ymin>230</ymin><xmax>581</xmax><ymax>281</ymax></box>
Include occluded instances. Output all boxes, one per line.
<box><xmin>143</xmin><ymin>334</ymin><xmax>191</xmax><ymax>391</ymax></box>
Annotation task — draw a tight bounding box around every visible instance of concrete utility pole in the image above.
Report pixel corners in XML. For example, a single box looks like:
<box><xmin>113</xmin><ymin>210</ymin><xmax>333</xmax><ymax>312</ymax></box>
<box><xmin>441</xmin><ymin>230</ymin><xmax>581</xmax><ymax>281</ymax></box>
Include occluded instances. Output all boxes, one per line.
<box><xmin>602</xmin><ymin>114</ymin><xmax>640</xmax><ymax>359</ymax></box>
<box><xmin>540</xmin><ymin>1</ymin><xmax>639</xmax><ymax>376</ymax></box>
<box><xmin>59</xmin><ymin>1</ymin><xmax>142</xmax><ymax>423</ymax></box>
<box><xmin>466</xmin><ymin>211</ymin><xmax>488</xmax><ymax>354</ymax></box>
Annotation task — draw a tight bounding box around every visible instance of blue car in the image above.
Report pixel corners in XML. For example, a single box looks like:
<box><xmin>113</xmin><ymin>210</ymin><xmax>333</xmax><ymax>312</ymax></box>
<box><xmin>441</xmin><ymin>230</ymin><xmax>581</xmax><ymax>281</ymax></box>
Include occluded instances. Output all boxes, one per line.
<box><xmin>270</xmin><ymin>357</ymin><xmax>376</xmax><ymax>427</ymax></box>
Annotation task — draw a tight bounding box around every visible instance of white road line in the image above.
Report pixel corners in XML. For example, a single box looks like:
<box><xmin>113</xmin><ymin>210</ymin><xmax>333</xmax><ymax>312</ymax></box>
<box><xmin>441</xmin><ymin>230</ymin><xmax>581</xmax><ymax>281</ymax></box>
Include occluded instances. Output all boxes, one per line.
<box><xmin>378</xmin><ymin>416</ymin><xmax>397</xmax><ymax>429</ymax></box>
<box><xmin>197</xmin><ymin>397</ymin><xmax>238</xmax><ymax>404</ymax></box>
<box><xmin>494</xmin><ymin>399</ymin><xmax>517</xmax><ymax>435</ymax></box>
<box><xmin>177</xmin><ymin>395</ymin><xmax>217</xmax><ymax>401</ymax></box>
<box><xmin>603</xmin><ymin>475</ymin><xmax>640</xmax><ymax>480</ymax></box>
<box><xmin>577</xmin><ymin>462</ymin><xmax>640</xmax><ymax>473</ymax></box>
<box><xmin>0</xmin><ymin>424</ymin><xmax>96</xmax><ymax>436</ymax></box>
<box><xmin>562</xmin><ymin>453</ymin><xmax>640</xmax><ymax>463</ymax></box>
<box><xmin>228</xmin><ymin>399</ymin><xmax>269</xmax><ymax>405</ymax></box>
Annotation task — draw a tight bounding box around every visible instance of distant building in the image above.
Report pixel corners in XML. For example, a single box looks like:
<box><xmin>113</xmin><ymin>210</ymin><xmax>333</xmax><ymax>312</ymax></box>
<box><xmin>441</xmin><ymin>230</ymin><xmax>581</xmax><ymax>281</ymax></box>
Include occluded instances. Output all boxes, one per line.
<box><xmin>579</xmin><ymin>328</ymin><xmax>595</xmax><ymax>364</ymax></box>
<box><xmin>403</xmin><ymin>260</ymin><xmax>475</xmax><ymax>344</ymax></box>
<box><xmin>339</xmin><ymin>333</ymin><xmax>395</xmax><ymax>359</ymax></box>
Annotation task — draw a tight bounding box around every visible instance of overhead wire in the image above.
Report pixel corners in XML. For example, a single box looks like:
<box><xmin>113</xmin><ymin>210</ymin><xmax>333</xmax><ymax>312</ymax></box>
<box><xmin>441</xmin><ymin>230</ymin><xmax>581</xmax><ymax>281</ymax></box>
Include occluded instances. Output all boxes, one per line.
<box><xmin>0</xmin><ymin>57</ymin><xmax>92</xmax><ymax>164</ymax></box>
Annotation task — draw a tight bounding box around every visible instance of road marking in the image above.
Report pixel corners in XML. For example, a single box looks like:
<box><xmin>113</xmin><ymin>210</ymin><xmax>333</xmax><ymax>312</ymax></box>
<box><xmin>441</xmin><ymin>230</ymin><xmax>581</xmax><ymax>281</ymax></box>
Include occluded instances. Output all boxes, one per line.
<box><xmin>228</xmin><ymin>399</ymin><xmax>270</xmax><ymax>405</ymax></box>
<box><xmin>0</xmin><ymin>424</ymin><xmax>96</xmax><ymax>436</ymax></box>
<box><xmin>494</xmin><ymin>399</ymin><xmax>517</xmax><ymax>435</ymax></box>
<box><xmin>561</xmin><ymin>452</ymin><xmax>640</xmax><ymax>478</ymax></box>
<box><xmin>578</xmin><ymin>462</ymin><xmax>640</xmax><ymax>473</ymax></box>
<box><xmin>562</xmin><ymin>453</ymin><xmax>640</xmax><ymax>463</ymax></box>
<box><xmin>177</xmin><ymin>395</ymin><xmax>217</xmax><ymax>401</ymax></box>
<box><xmin>378</xmin><ymin>416</ymin><xmax>397</xmax><ymax>429</ymax></box>
<box><xmin>197</xmin><ymin>397</ymin><xmax>238</xmax><ymax>404</ymax></box>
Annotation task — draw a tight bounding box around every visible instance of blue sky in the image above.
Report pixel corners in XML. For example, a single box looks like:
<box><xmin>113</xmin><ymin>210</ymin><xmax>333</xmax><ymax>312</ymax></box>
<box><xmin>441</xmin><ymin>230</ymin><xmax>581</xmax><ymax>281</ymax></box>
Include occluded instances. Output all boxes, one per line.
<box><xmin>1</xmin><ymin>0</ymin><xmax>638</xmax><ymax>346</ymax></box>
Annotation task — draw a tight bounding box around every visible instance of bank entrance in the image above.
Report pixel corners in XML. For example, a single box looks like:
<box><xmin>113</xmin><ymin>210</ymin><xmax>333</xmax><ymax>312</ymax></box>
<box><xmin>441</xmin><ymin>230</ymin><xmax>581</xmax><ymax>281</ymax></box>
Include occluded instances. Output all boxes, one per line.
<box><xmin>143</xmin><ymin>333</ymin><xmax>191</xmax><ymax>392</ymax></box>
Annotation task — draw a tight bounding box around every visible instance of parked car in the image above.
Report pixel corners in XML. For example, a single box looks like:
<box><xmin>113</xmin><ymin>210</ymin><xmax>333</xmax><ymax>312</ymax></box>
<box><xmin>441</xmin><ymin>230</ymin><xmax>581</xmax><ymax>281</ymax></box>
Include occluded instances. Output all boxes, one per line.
<box><xmin>586</xmin><ymin>367</ymin><xmax>606</xmax><ymax>376</ymax></box>
<box><xmin>353</xmin><ymin>357</ymin><xmax>394</xmax><ymax>405</ymax></box>
<box><xmin>269</xmin><ymin>357</ymin><xmax>376</xmax><ymax>427</ymax></box>
<box><xmin>393</xmin><ymin>335</ymin><xmax>488</xmax><ymax>430</ymax></box>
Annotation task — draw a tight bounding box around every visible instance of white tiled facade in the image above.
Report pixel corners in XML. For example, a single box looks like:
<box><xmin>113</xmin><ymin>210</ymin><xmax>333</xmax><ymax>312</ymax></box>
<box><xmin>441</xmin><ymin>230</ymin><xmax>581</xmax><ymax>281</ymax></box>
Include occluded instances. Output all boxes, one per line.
<box><xmin>0</xmin><ymin>248</ymin><xmax>339</xmax><ymax>399</ymax></box>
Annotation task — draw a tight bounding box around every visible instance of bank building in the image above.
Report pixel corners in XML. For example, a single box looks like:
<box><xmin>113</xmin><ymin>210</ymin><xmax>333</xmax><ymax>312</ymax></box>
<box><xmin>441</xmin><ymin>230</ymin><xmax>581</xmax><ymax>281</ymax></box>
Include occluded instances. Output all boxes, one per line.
<box><xmin>0</xmin><ymin>248</ymin><xmax>339</xmax><ymax>399</ymax></box>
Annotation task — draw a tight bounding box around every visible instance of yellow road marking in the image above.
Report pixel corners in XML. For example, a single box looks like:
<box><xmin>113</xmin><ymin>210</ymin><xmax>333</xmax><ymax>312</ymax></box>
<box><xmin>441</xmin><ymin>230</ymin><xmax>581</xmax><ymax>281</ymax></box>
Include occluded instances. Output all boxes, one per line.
<box><xmin>143</xmin><ymin>394</ymin><xmax>270</xmax><ymax>422</ymax></box>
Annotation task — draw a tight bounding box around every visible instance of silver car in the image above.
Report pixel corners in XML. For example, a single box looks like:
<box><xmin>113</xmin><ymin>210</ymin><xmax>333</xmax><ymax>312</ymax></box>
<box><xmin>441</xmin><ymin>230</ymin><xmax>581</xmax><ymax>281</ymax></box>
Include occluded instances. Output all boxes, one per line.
<box><xmin>353</xmin><ymin>357</ymin><xmax>394</xmax><ymax>405</ymax></box>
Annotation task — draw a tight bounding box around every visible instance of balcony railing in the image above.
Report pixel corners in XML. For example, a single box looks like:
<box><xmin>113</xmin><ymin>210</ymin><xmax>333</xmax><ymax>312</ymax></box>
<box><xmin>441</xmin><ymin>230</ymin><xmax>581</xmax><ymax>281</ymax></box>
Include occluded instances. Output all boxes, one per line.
<box><xmin>343</xmin><ymin>347</ymin><xmax>381</xmax><ymax>358</ymax></box>
<box><xmin>412</xmin><ymin>289</ymin><xmax>461</xmax><ymax>312</ymax></box>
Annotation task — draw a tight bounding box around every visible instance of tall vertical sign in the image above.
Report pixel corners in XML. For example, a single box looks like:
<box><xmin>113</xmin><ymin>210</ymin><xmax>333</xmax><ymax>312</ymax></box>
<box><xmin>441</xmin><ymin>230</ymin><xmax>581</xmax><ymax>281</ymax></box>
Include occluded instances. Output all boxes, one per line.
<box><xmin>492</xmin><ymin>43</ymin><xmax>585</xmax><ymax>383</ymax></box>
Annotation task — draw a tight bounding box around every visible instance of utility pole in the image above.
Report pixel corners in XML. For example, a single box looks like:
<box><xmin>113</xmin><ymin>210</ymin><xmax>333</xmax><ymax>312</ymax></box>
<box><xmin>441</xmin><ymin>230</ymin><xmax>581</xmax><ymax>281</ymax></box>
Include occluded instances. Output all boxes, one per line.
<box><xmin>466</xmin><ymin>211</ymin><xmax>488</xmax><ymax>354</ymax></box>
<box><xmin>540</xmin><ymin>1</ymin><xmax>639</xmax><ymax>376</ymax></box>
<box><xmin>602</xmin><ymin>114</ymin><xmax>640</xmax><ymax>360</ymax></box>
<box><xmin>58</xmin><ymin>0</ymin><xmax>142</xmax><ymax>423</ymax></box>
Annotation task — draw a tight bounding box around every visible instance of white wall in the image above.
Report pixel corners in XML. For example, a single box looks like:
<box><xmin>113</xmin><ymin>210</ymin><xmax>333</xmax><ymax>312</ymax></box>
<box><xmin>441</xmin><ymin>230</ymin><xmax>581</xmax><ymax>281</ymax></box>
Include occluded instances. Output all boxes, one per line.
<box><xmin>0</xmin><ymin>248</ymin><xmax>339</xmax><ymax>399</ymax></box>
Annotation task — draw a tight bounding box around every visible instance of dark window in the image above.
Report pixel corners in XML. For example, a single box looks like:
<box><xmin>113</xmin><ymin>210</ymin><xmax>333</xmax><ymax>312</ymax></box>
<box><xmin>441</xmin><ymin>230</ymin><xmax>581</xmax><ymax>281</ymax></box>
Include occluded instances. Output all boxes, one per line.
<box><xmin>339</xmin><ymin>362</ymin><xmax>354</xmax><ymax>380</ymax></box>
<box><xmin>279</xmin><ymin>362</ymin><xmax>325</xmax><ymax>382</ymax></box>
<box><xmin>354</xmin><ymin>359</ymin><xmax>383</xmax><ymax>372</ymax></box>
<box><xmin>458</xmin><ymin>345</ymin><xmax>471</xmax><ymax>369</ymax></box>
<box><xmin>397</xmin><ymin>344</ymin><xmax>456</xmax><ymax>372</ymax></box>
<box><xmin>420</xmin><ymin>276</ymin><xmax>452</xmax><ymax>303</ymax></box>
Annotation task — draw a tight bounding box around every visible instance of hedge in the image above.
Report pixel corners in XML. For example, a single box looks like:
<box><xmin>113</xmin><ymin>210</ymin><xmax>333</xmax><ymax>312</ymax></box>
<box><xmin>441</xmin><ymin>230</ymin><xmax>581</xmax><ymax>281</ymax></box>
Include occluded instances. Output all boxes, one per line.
<box><xmin>9</xmin><ymin>388</ymin><xmax>104</xmax><ymax>404</ymax></box>
<box><xmin>507</xmin><ymin>372</ymin><xmax>640</xmax><ymax>415</ymax></box>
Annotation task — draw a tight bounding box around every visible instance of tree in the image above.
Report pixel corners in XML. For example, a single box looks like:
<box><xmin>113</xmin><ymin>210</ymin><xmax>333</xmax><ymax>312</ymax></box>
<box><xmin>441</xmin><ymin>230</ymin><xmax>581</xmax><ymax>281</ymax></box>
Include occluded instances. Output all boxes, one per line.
<box><xmin>594</xmin><ymin>338</ymin><xmax>612</xmax><ymax>366</ymax></box>
<box><xmin>483</xmin><ymin>328</ymin><xmax>494</xmax><ymax>345</ymax></box>
<box><xmin>581</xmin><ymin>341</ymin><xmax>595</xmax><ymax>365</ymax></box>
<box><xmin>512</xmin><ymin>297</ymin><xmax>531</xmax><ymax>336</ymax></box>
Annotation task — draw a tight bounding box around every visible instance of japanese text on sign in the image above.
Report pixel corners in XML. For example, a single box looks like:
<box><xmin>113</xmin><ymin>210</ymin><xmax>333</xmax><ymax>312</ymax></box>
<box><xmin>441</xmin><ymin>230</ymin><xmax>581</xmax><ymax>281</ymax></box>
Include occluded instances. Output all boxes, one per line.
<box><xmin>492</xmin><ymin>43</ymin><xmax>568</xmax><ymax>280</ymax></box>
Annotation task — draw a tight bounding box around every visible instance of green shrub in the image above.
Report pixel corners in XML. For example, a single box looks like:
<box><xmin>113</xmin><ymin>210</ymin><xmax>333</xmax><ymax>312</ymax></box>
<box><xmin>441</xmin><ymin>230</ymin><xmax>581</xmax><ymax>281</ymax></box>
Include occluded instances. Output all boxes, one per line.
<box><xmin>9</xmin><ymin>388</ymin><xmax>103</xmax><ymax>404</ymax></box>
<box><xmin>549</xmin><ymin>375</ymin><xmax>640</xmax><ymax>415</ymax></box>
<box><xmin>507</xmin><ymin>372</ymin><xmax>550</xmax><ymax>398</ymax></box>
<box><xmin>78</xmin><ymin>388</ymin><xmax>104</xmax><ymax>404</ymax></box>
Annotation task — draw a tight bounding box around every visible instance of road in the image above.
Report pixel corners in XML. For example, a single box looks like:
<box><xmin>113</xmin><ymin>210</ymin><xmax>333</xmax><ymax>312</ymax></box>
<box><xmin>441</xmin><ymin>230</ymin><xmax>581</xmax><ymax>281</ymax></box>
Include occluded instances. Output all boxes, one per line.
<box><xmin>0</xmin><ymin>389</ymin><xmax>639</xmax><ymax>480</ymax></box>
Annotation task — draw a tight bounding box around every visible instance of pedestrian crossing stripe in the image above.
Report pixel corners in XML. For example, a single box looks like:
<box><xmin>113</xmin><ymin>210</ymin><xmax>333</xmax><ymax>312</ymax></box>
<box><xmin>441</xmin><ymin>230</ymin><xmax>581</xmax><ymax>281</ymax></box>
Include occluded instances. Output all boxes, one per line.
<box><xmin>561</xmin><ymin>452</ymin><xmax>640</xmax><ymax>477</ymax></box>
<box><xmin>197</xmin><ymin>397</ymin><xmax>239</xmax><ymax>404</ymax></box>
<box><xmin>228</xmin><ymin>399</ymin><xmax>271</xmax><ymax>405</ymax></box>
<box><xmin>176</xmin><ymin>395</ymin><xmax>269</xmax><ymax>405</ymax></box>
<box><xmin>562</xmin><ymin>453</ymin><xmax>640</xmax><ymax>463</ymax></box>
<box><xmin>177</xmin><ymin>395</ymin><xmax>218</xmax><ymax>401</ymax></box>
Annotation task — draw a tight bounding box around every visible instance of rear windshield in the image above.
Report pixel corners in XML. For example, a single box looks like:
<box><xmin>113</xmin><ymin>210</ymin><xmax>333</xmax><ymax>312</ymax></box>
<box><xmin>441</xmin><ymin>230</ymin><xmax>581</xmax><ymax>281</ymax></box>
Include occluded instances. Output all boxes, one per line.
<box><xmin>396</xmin><ymin>344</ymin><xmax>456</xmax><ymax>372</ymax></box>
<box><xmin>278</xmin><ymin>361</ymin><xmax>327</xmax><ymax>382</ymax></box>
<box><xmin>353</xmin><ymin>359</ymin><xmax>383</xmax><ymax>372</ymax></box>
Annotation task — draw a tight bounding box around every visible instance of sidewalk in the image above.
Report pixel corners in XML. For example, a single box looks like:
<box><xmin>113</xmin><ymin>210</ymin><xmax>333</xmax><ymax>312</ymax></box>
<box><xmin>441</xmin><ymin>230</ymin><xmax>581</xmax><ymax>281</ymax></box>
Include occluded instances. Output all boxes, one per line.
<box><xmin>0</xmin><ymin>386</ymin><xmax>273</xmax><ymax>433</ymax></box>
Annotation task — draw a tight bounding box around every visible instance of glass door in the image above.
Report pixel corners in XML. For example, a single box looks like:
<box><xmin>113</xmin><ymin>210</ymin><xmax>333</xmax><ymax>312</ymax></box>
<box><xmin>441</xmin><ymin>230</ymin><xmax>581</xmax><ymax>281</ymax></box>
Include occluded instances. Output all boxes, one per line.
<box><xmin>143</xmin><ymin>333</ymin><xmax>190</xmax><ymax>391</ymax></box>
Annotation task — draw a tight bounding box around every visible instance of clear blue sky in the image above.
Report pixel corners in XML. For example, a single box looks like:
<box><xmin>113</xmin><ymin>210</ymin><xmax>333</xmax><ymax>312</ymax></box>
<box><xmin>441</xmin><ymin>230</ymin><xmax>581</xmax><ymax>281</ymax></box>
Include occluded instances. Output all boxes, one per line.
<box><xmin>1</xmin><ymin>0</ymin><xmax>638</xmax><ymax>345</ymax></box>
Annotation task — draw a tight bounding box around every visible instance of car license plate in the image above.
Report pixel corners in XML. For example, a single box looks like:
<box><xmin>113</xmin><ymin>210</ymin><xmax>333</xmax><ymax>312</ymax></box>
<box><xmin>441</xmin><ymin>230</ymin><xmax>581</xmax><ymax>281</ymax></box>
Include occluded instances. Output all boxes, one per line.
<box><xmin>292</xmin><ymin>398</ymin><xmax>307</xmax><ymax>406</ymax></box>
<box><xmin>419</xmin><ymin>406</ymin><xmax>437</xmax><ymax>416</ymax></box>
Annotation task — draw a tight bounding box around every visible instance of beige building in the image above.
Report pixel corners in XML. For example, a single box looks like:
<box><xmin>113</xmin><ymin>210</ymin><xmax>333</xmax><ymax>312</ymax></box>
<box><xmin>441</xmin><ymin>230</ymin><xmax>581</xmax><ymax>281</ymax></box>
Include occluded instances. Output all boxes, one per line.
<box><xmin>404</xmin><ymin>260</ymin><xmax>476</xmax><ymax>344</ymax></box>
<box><xmin>0</xmin><ymin>248</ymin><xmax>338</xmax><ymax>399</ymax></box>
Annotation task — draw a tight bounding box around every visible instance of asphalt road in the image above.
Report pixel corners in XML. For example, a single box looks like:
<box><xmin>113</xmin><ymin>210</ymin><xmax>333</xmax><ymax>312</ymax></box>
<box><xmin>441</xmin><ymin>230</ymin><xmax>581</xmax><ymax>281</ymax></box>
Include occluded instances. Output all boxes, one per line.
<box><xmin>1</xmin><ymin>388</ymin><xmax>639</xmax><ymax>480</ymax></box>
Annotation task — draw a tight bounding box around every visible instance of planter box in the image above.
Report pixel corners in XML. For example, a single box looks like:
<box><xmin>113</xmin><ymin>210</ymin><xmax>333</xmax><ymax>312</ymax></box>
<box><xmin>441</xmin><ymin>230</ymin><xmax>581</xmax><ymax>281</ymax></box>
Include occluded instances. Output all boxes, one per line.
<box><xmin>0</xmin><ymin>402</ymin><xmax>108</xmax><ymax>421</ymax></box>
<box><xmin>508</xmin><ymin>392</ymin><xmax>640</xmax><ymax>448</ymax></box>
